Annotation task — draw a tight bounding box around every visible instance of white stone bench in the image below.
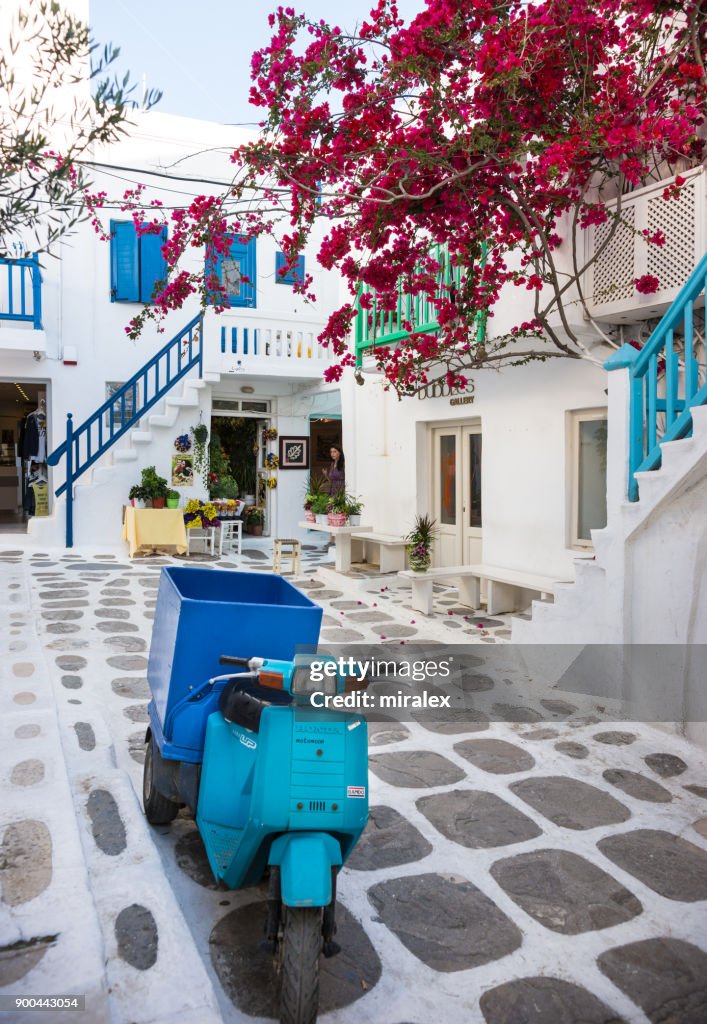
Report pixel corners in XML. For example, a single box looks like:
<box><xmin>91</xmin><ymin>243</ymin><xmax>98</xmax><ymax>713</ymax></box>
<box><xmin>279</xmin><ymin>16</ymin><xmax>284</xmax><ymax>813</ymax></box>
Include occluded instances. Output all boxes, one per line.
<box><xmin>398</xmin><ymin>563</ymin><xmax>569</xmax><ymax>616</ymax></box>
<box><xmin>351</xmin><ymin>532</ymin><xmax>408</xmax><ymax>573</ymax></box>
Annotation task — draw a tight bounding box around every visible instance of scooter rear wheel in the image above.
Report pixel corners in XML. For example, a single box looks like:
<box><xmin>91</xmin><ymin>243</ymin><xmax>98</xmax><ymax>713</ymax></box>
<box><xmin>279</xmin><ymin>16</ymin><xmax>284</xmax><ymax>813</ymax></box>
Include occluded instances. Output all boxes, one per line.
<box><xmin>278</xmin><ymin>906</ymin><xmax>322</xmax><ymax>1024</ymax></box>
<box><xmin>142</xmin><ymin>739</ymin><xmax>179</xmax><ymax>825</ymax></box>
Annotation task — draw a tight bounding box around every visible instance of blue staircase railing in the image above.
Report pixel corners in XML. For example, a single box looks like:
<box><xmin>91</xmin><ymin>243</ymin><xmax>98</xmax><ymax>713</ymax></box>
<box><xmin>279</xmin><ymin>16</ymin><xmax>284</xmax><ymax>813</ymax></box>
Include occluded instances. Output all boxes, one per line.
<box><xmin>0</xmin><ymin>256</ymin><xmax>42</xmax><ymax>329</ymax></box>
<box><xmin>605</xmin><ymin>254</ymin><xmax>707</xmax><ymax>501</ymax></box>
<box><xmin>47</xmin><ymin>315</ymin><xmax>203</xmax><ymax>546</ymax></box>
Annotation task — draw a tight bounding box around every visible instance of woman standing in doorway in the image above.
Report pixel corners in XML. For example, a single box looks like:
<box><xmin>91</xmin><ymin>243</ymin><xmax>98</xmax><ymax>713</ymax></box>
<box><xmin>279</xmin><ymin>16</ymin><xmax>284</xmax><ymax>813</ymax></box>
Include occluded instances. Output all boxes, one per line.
<box><xmin>324</xmin><ymin>445</ymin><xmax>345</xmax><ymax>496</ymax></box>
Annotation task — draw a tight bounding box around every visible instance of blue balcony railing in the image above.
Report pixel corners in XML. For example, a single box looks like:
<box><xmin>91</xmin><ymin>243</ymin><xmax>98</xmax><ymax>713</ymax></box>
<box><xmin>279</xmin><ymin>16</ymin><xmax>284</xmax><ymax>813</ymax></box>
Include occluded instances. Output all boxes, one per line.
<box><xmin>0</xmin><ymin>256</ymin><xmax>42</xmax><ymax>329</ymax></box>
<box><xmin>605</xmin><ymin>254</ymin><xmax>707</xmax><ymax>501</ymax></box>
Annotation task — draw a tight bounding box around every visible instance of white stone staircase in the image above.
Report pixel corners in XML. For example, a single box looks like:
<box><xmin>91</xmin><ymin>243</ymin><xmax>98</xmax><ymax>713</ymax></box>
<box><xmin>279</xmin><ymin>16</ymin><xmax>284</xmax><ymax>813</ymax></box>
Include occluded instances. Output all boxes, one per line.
<box><xmin>512</xmin><ymin>404</ymin><xmax>707</xmax><ymax>645</ymax></box>
<box><xmin>29</xmin><ymin>373</ymin><xmax>217</xmax><ymax>548</ymax></box>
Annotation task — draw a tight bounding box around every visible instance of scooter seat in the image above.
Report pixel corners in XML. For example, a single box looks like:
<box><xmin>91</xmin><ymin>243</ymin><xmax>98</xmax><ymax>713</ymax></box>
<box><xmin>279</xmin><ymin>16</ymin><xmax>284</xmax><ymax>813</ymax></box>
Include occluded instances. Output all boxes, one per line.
<box><xmin>218</xmin><ymin>677</ymin><xmax>292</xmax><ymax>734</ymax></box>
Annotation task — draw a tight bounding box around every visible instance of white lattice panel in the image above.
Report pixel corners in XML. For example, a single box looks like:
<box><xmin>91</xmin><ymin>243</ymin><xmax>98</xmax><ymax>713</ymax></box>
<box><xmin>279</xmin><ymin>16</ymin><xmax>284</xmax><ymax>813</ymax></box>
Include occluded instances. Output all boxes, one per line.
<box><xmin>585</xmin><ymin>167</ymin><xmax>705</xmax><ymax>322</ymax></box>
<box><xmin>591</xmin><ymin>206</ymin><xmax>636</xmax><ymax>304</ymax></box>
<box><xmin>646</xmin><ymin>178</ymin><xmax>697</xmax><ymax>288</ymax></box>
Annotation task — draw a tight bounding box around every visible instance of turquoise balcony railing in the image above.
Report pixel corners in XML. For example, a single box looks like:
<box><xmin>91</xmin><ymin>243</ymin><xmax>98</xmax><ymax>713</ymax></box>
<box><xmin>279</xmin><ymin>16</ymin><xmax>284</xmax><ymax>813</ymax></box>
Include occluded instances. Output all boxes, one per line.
<box><xmin>354</xmin><ymin>243</ymin><xmax>487</xmax><ymax>366</ymax></box>
<box><xmin>605</xmin><ymin>254</ymin><xmax>707</xmax><ymax>500</ymax></box>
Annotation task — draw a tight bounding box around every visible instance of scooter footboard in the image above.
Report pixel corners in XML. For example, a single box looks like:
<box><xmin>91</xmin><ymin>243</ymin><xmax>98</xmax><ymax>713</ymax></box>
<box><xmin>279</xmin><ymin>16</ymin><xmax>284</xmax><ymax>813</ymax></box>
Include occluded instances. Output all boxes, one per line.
<box><xmin>269</xmin><ymin>832</ymin><xmax>342</xmax><ymax>907</ymax></box>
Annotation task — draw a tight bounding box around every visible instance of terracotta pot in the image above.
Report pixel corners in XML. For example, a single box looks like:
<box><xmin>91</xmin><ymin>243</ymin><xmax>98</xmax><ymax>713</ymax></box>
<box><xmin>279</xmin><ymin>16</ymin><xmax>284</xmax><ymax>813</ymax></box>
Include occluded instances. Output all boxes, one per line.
<box><xmin>251</xmin><ymin>524</ymin><xmax>263</xmax><ymax>536</ymax></box>
<box><xmin>152</xmin><ymin>497</ymin><xmax>166</xmax><ymax>509</ymax></box>
<box><xmin>327</xmin><ymin>512</ymin><xmax>347</xmax><ymax>527</ymax></box>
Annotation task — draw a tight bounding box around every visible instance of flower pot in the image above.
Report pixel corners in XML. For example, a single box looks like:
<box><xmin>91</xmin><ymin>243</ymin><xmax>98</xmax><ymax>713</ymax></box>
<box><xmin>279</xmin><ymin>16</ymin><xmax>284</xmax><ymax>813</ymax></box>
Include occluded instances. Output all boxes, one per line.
<box><xmin>251</xmin><ymin>524</ymin><xmax>263</xmax><ymax>536</ymax></box>
<box><xmin>408</xmin><ymin>544</ymin><xmax>431</xmax><ymax>572</ymax></box>
<box><xmin>243</xmin><ymin>494</ymin><xmax>255</xmax><ymax>507</ymax></box>
<box><xmin>315</xmin><ymin>513</ymin><xmax>329</xmax><ymax>525</ymax></box>
<box><xmin>304</xmin><ymin>510</ymin><xmax>316</xmax><ymax>523</ymax></box>
<box><xmin>152</xmin><ymin>497</ymin><xmax>166</xmax><ymax>509</ymax></box>
<box><xmin>328</xmin><ymin>512</ymin><xmax>347</xmax><ymax>527</ymax></box>
<box><xmin>166</xmin><ymin>497</ymin><xmax>180</xmax><ymax>509</ymax></box>
<box><xmin>348</xmin><ymin>514</ymin><xmax>361</xmax><ymax>527</ymax></box>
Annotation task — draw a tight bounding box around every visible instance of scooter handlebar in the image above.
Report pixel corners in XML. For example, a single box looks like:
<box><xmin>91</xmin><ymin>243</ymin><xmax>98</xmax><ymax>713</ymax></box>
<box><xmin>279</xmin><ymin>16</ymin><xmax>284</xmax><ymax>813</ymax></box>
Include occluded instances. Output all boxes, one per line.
<box><xmin>219</xmin><ymin>656</ymin><xmax>251</xmax><ymax>667</ymax></box>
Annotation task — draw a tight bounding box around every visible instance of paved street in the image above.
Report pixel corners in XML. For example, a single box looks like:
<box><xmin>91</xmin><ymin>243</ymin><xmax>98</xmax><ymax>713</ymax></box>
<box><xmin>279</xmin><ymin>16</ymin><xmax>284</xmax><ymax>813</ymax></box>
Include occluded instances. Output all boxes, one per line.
<box><xmin>2</xmin><ymin>543</ymin><xmax>707</xmax><ymax>1023</ymax></box>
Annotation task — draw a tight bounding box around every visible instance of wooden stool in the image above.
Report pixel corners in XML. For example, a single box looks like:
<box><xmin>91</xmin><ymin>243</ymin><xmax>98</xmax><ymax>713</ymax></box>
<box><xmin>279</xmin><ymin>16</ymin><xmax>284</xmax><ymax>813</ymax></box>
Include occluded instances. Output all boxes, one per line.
<box><xmin>273</xmin><ymin>538</ymin><xmax>301</xmax><ymax>575</ymax></box>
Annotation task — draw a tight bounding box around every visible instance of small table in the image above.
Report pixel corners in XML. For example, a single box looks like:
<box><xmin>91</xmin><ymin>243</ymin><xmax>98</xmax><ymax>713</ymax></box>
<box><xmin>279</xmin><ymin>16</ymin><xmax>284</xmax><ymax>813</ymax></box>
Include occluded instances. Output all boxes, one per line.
<box><xmin>298</xmin><ymin>521</ymin><xmax>372</xmax><ymax>573</ymax></box>
<box><xmin>123</xmin><ymin>507</ymin><xmax>187</xmax><ymax>558</ymax></box>
<box><xmin>186</xmin><ymin>526</ymin><xmax>217</xmax><ymax>556</ymax></box>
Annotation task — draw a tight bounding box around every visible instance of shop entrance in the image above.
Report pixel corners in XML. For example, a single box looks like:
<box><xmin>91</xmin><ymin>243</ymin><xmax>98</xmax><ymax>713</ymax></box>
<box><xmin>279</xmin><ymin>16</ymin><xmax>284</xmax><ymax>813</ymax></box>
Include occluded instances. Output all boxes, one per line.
<box><xmin>210</xmin><ymin>414</ymin><xmax>270</xmax><ymax>534</ymax></box>
<box><xmin>0</xmin><ymin>380</ymin><xmax>49</xmax><ymax>533</ymax></box>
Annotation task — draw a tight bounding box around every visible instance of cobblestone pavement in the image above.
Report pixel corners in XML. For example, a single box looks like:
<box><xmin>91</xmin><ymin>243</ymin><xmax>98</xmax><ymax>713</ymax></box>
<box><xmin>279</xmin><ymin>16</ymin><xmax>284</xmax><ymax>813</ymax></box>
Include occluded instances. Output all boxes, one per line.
<box><xmin>1</xmin><ymin>543</ymin><xmax>707</xmax><ymax>1024</ymax></box>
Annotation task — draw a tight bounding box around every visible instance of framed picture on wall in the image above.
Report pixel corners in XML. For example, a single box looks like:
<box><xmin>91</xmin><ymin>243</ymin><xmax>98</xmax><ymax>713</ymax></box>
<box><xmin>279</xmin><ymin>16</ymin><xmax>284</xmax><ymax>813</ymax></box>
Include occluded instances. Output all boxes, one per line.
<box><xmin>279</xmin><ymin>436</ymin><xmax>309</xmax><ymax>470</ymax></box>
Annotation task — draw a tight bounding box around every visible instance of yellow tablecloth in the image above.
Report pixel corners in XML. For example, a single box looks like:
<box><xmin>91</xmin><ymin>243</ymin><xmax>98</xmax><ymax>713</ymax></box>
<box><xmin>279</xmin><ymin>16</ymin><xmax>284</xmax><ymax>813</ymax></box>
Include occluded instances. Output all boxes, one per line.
<box><xmin>122</xmin><ymin>507</ymin><xmax>187</xmax><ymax>557</ymax></box>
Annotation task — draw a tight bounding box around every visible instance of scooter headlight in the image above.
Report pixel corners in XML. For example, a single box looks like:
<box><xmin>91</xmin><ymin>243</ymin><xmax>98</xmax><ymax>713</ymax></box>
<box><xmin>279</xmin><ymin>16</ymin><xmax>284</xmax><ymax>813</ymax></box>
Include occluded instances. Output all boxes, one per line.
<box><xmin>290</xmin><ymin>665</ymin><xmax>338</xmax><ymax>697</ymax></box>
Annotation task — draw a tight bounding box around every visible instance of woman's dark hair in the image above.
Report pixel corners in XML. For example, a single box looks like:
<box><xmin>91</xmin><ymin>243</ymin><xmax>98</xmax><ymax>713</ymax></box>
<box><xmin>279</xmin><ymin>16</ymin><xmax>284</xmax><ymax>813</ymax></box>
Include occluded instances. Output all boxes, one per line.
<box><xmin>330</xmin><ymin>444</ymin><xmax>345</xmax><ymax>470</ymax></box>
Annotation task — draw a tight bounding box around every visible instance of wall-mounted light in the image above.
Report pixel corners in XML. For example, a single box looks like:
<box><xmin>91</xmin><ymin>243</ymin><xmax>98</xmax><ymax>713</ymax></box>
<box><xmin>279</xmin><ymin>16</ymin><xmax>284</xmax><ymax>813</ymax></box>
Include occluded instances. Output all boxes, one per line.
<box><xmin>240</xmin><ymin>385</ymin><xmax>255</xmax><ymax>394</ymax></box>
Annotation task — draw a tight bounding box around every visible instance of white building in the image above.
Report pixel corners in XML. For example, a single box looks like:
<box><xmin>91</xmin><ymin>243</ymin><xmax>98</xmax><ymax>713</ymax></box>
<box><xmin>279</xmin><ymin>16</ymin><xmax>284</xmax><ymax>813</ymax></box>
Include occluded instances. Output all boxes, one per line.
<box><xmin>1</xmin><ymin>2</ymin><xmax>705</xmax><ymax>700</ymax></box>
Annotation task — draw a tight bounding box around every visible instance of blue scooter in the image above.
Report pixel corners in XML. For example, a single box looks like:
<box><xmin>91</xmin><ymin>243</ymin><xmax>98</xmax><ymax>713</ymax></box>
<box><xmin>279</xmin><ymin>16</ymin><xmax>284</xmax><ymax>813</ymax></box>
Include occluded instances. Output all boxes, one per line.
<box><xmin>143</xmin><ymin>649</ymin><xmax>369</xmax><ymax>1024</ymax></box>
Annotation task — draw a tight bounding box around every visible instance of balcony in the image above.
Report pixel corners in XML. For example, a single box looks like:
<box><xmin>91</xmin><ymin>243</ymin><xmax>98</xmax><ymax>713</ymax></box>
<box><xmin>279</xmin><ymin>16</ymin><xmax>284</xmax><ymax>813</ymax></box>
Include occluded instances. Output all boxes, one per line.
<box><xmin>584</xmin><ymin>167</ymin><xmax>705</xmax><ymax>324</ymax></box>
<box><xmin>202</xmin><ymin>314</ymin><xmax>335</xmax><ymax>381</ymax></box>
<box><xmin>354</xmin><ymin>243</ymin><xmax>486</xmax><ymax>367</ymax></box>
<box><xmin>0</xmin><ymin>255</ymin><xmax>46</xmax><ymax>353</ymax></box>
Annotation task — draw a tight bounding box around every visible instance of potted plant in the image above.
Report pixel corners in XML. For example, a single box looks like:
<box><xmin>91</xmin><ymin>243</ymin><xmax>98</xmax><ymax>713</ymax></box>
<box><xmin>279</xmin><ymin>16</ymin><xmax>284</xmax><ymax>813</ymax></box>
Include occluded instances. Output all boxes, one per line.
<box><xmin>128</xmin><ymin>485</ymin><xmax>149</xmax><ymax>509</ymax></box>
<box><xmin>166</xmin><ymin>489</ymin><xmax>181</xmax><ymax>509</ymax></box>
<box><xmin>190</xmin><ymin>422</ymin><xmax>209</xmax><ymax>485</ymax></box>
<box><xmin>405</xmin><ymin>514</ymin><xmax>438</xmax><ymax>572</ymax></box>
<box><xmin>311</xmin><ymin>494</ymin><xmax>329</xmax><ymax>525</ymax></box>
<box><xmin>184</xmin><ymin>499</ymin><xmax>221</xmax><ymax>531</ymax></box>
<box><xmin>327</xmin><ymin>490</ymin><xmax>348</xmax><ymax>527</ymax></box>
<box><xmin>304</xmin><ymin>475</ymin><xmax>327</xmax><ymax>523</ymax></box>
<box><xmin>140</xmin><ymin>466</ymin><xmax>170</xmax><ymax>509</ymax></box>
<box><xmin>345</xmin><ymin>494</ymin><xmax>363</xmax><ymax>527</ymax></box>
<box><xmin>246</xmin><ymin>506</ymin><xmax>265</xmax><ymax>536</ymax></box>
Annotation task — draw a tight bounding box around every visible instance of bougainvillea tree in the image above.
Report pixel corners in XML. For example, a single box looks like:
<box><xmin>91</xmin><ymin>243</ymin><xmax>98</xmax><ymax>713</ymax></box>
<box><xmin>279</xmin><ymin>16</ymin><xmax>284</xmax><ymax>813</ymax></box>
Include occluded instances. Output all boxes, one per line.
<box><xmin>98</xmin><ymin>0</ymin><xmax>706</xmax><ymax>396</ymax></box>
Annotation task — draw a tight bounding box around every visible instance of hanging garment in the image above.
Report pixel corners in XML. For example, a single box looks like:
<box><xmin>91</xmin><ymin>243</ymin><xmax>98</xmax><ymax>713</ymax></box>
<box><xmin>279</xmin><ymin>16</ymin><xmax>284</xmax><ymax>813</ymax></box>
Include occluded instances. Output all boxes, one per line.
<box><xmin>28</xmin><ymin>480</ymin><xmax>49</xmax><ymax>516</ymax></box>
<box><xmin>22</xmin><ymin>414</ymin><xmax>40</xmax><ymax>460</ymax></box>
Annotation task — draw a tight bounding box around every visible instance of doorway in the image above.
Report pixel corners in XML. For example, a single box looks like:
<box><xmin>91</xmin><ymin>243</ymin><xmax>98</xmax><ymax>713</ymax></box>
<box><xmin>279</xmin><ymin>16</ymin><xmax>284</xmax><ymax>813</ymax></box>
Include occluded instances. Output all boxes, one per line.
<box><xmin>431</xmin><ymin>422</ymin><xmax>482</xmax><ymax>566</ymax></box>
<box><xmin>210</xmin><ymin>414</ymin><xmax>270</xmax><ymax>532</ymax></box>
<box><xmin>309</xmin><ymin>417</ymin><xmax>342</xmax><ymax>485</ymax></box>
<box><xmin>0</xmin><ymin>380</ymin><xmax>49</xmax><ymax>533</ymax></box>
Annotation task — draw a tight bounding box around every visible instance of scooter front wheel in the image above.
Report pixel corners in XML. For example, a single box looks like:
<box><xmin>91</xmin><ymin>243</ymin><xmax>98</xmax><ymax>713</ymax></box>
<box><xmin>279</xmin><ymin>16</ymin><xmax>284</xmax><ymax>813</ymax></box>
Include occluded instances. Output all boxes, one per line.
<box><xmin>278</xmin><ymin>906</ymin><xmax>322</xmax><ymax>1024</ymax></box>
<box><xmin>142</xmin><ymin>738</ymin><xmax>179</xmax><ymax>825</ymax></box>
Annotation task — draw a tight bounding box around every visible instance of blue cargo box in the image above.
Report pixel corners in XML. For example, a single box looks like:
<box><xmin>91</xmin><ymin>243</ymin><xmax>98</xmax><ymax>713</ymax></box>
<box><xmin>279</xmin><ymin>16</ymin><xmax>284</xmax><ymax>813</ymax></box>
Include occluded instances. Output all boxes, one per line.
<box><xmin>147</xmin><ymin>567</ymin><xmax>322</xmax><ymax>760</ymax></box>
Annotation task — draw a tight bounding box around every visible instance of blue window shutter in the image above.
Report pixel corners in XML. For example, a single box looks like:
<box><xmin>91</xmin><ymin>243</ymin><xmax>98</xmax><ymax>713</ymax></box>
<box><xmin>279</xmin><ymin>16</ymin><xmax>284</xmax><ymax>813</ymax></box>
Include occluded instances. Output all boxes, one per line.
<box><xmin>276</xmin><ymin>251</ymin><xmax>305</xmax><ymax>286</ymax></box>
<box><xmin>139</xmin><ymin>226</ymin><xmax>167</xmax><ymax>303</ymax></box>
<box><xmin>206</xmin><ymin>235</ymin><xmax>257</xmax><ymax>308</ymax></box>
<box><xmin>110</xmin><ymin>221</ymin><xmax>139</xmax><ymax>302</ymax></box>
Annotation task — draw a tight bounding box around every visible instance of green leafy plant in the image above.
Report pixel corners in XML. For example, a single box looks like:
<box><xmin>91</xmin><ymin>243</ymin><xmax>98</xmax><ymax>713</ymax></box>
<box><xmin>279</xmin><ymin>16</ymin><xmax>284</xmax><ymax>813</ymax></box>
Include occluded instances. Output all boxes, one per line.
<box><xmin>310</xmin><ymin>494</ymin><xmax>329</xmax><ymax>515</ymax></box>
<box><xmin>166</xmin><ymin>489</ymin><xmax>180</xmax><ymax>500</ymax></box>
<box><xmin>303</xmin><ymin>474</ymin><xmax>328</xmax><ymax>509</ymax></box>
<box><xmin>246</xmin><ymin>506</ymin><xmax>264</xmax><ymax>525</ymax></box>
<box><xmin>190</xmin><ymin>422</ymin><xmax>209</xmax><ymax>485</ymax></box>
<box><xmin>327</xmin><ymin>491</ymin><xmax>348</xmax><ymax>514</ymax></box>
<box><xmin>139</xmin><ymin>466</ymin><xmax>169</xmax><ymax>500</ymax></box>
<box><xmin>405</xmin><ymin>514</ymin><xmax>438</xmax><ymax>571</ymax></box>
<box><xmin>128</xmin><ymin>484</ymin><xmax>149</xmax><ymax>503</ymax></box>
<box><xmin>344</xmin><ymin>493</ymin><xmax>363</xmax><ymax>516</ymax></box>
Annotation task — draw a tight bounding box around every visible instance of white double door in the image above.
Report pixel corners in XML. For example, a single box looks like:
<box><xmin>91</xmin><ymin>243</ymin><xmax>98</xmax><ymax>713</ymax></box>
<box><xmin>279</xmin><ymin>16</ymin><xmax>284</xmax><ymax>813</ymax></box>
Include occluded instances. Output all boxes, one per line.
<box><xmin>431</xmin><ymin>423</ymin><xmax>483</xmax><ymax>567</ymax></box>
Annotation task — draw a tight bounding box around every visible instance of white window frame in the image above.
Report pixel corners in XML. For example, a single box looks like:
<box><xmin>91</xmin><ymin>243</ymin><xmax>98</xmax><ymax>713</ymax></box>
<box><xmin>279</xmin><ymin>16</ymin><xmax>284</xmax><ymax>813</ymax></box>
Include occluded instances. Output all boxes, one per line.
<box><xmin>568</xmin><ymin>407</ymin><xmax>608</xmax><ymax>550</ymax></box>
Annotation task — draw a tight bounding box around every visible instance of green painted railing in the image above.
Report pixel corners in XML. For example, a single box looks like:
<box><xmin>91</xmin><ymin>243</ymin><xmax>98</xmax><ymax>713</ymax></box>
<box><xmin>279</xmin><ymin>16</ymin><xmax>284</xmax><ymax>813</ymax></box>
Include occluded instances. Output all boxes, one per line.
<box><xmin>354</xmin><ymin>243</ymin><xmax>487</xmax><ymax>365</ymax></box>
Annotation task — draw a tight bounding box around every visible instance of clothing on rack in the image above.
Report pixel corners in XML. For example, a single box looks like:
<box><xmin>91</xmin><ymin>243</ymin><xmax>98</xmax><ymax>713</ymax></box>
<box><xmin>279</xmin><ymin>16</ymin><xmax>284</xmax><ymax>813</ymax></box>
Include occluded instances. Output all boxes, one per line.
<box><xmin>22</xmin><ymin>409</ymin><xmax>46</xmax><ymax>462</ymax></box>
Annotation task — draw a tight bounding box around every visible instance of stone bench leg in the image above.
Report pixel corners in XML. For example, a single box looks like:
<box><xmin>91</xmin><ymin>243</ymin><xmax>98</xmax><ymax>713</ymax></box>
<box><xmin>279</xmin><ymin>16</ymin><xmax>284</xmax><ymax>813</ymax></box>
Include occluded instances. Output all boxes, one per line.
<box><xmin>486</xmin><ymin>580</ymin><xmax>521</xmax><ymax>615</ymax></box>
<box><xmin>379</xmin><ymin>546</ymin><xmax>406</xmax><ymax>573</ymax></box>
<box><xmin>335</xmin><ymin>534</ymin><xmax>352</xmax><ymax>573</ymax></box>
<box><xmin>410</xmin><ymin>576</ymin><xmax>434</xmax><ymax>615</ymax></box>
<box><xmin>350</xmin><ymin>538</ymin><xmax>365</xmax><ymax>562</ymax></box>
<box><xmin>457</xmin><ymin>575</ymin><xmax>481</xmax><ymax>610</ymax></box>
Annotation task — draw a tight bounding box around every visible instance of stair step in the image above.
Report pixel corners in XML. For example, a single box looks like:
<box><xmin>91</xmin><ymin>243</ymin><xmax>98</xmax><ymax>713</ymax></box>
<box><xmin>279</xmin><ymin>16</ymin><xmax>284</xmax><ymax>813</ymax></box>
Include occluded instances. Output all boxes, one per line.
<box><xmin>690</xmin><ymin>404</ymin><xmax>707</xmax><ymax>435</ymax></box>
<box><xmin>166</xmin><ymin>395</ymin><xmax>201</xmax><ymax>409</ymax></box>
<box><xmin>113</xmin><ymin>450</ymin><xmax>138</xmax><ymax>463</ymax></box>
<box><xmin>130</xmin><ymin>430</ymin><xmax>153</xmax><ymax>445</ymax></box>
